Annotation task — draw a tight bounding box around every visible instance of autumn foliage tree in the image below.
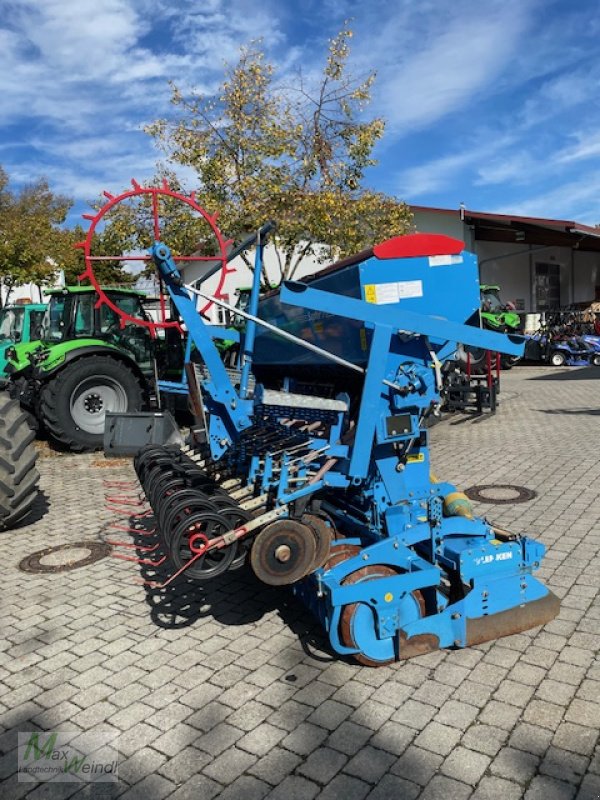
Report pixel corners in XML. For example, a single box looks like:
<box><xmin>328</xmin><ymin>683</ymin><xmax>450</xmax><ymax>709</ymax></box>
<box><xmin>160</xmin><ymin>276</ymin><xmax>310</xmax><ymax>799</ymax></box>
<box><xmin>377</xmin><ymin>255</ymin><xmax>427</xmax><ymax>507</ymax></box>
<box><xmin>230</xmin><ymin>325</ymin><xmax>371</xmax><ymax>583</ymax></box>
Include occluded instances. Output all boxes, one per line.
<box><xmin>147</xmin><ymin>26</ymin><xmax>412</xmax><ymax>281</ymax></box>
<box><xmin>0</xmin><ymin>167</ymin><xmax>74</xmax><ymax>305</ymax></box>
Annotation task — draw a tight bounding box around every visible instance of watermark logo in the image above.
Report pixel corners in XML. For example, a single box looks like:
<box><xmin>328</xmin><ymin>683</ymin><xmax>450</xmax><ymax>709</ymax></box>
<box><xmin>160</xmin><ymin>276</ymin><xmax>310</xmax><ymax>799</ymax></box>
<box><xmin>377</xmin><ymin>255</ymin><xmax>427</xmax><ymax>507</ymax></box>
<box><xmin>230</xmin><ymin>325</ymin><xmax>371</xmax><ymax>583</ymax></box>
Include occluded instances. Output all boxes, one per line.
<box><xmin>18</xmin><ymin>731</ymin><xmax>118</xmax><ymax>783</ymax></box>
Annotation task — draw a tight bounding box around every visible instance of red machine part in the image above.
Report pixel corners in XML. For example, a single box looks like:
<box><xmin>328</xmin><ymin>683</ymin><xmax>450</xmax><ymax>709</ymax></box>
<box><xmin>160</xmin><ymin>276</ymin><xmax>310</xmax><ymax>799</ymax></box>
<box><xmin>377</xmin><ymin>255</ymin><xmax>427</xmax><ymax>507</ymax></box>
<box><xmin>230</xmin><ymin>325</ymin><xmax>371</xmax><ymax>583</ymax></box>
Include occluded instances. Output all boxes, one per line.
<box><xmin>373</xmin><ymin>232</ymin><xmax>464</xmax><ymax>260</ymax></box>
<box><xmin>77</xmin><ymin>179</ymin><xmax>234</xmax><ymax>334</ymax></box>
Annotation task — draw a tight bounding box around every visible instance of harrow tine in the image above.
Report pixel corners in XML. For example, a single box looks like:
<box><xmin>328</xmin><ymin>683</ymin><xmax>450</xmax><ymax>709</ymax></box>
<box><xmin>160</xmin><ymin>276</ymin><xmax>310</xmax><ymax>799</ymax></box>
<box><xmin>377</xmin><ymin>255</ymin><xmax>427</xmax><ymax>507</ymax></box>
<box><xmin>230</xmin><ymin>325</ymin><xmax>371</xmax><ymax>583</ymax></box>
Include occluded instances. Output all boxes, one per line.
<box><xmin>135</xmin><ymin>549</ymin><xmax>206</xmax><ymax>589</ymax></box>
<box><xmin>105</xmin><ymin>539</ymin><xmax>160</xmax><ymax>552</ymax></box>
<box><xmin>104</xmin><ymin>495</ymin><xmax>147</xmax><ymax>507</ymax></box>
<box><xmin>109</xmin><ymin>522</ymin><xmax>157</xmax><ymax>536</ymax></box>
<box><xmin>112</xmin><ymin>552</ymin><xmax>167</xmax><ymax>566</ymax></box>
<box><xmin>105</xmin><ymin>505</ymin><xmax>153</xmax><ymax>517</ymax></box>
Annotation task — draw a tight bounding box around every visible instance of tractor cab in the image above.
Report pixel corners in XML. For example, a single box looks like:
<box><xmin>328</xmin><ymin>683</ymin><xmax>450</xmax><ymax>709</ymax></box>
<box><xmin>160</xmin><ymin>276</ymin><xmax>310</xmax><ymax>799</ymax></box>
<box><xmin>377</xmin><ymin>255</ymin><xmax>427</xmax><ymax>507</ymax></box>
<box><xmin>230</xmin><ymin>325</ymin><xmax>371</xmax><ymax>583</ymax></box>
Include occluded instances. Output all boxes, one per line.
<box><xmin>0</xmin><ymin>302</ymin><xmax>47</xmax><ymax>374</ymax></box>
<box><xmin>43</xmin><ymin>287</ymin><xmax>154</xmax><ymax>369</ymax></box>
<box><xmin>0</xmin><ymin>303</ymin><xmax>46</xmax><ymax>344</ymax></box>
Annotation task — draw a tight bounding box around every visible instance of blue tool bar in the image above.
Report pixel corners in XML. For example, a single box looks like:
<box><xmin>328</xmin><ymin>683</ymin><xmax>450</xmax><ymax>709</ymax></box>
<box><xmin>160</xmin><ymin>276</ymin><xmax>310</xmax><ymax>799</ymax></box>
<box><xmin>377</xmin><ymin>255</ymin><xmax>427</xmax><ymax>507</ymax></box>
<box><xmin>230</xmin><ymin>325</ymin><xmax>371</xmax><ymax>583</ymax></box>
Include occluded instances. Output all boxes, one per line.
<box><xmin>239</xmin><ymin>230</ymin><xmax>265</xmax><ymax>399</ymax></box>
<box><xmin>150</xmin><ymin>242</ymin><xmax>253</xmax><ymax>433</ymax></box>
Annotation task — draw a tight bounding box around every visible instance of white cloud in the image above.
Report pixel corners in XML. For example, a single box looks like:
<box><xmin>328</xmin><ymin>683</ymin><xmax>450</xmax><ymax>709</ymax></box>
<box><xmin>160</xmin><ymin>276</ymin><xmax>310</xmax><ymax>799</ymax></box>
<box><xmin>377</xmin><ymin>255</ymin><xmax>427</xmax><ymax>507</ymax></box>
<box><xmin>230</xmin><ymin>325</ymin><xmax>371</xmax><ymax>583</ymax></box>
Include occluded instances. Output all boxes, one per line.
<box><xmin>351</xmin><ymin>0</ymin><xmax>536</xmax><ymax>133</ymax></box>
<box><xmin>491</xmin><ymin>176</ymin><xmax>600</xmax><ymax>225</ymax></box>
<box><xmin>0</xmin><ymin>0</ymin><xmax>289</xmax><ymax>206</ymax></box>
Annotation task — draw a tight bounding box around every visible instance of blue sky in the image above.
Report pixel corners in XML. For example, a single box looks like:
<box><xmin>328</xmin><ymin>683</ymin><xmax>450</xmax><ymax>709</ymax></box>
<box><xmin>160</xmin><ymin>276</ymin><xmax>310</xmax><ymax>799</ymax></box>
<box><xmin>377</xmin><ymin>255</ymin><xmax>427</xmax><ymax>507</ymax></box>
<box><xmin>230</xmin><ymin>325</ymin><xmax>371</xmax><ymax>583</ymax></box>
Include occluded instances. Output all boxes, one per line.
<box><xmin>2</xmin><ymin>0</ymin><xmax>600</xmax><ymax>227</ymax></box>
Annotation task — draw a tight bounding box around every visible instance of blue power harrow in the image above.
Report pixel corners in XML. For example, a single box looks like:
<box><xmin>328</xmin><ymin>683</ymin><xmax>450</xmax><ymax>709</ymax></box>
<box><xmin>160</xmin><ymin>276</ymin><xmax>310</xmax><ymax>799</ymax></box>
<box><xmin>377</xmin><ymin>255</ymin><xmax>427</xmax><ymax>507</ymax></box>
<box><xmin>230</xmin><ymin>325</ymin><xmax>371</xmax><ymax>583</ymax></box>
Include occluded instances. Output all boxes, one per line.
<box><xmin>119</xmin><ymin>222</ymin><xmax>558</xmax><ymax>666</ymax></box>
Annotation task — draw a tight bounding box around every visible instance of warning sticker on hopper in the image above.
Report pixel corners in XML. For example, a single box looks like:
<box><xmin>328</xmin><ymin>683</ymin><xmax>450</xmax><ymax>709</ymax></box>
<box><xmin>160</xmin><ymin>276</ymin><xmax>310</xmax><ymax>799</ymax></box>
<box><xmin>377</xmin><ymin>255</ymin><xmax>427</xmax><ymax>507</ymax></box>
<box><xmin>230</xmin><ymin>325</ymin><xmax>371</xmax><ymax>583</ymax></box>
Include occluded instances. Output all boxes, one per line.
<box><xmin>364</xmin><ymin>280</ymin><xmax>423</xmax><ymax>304</ymax></box>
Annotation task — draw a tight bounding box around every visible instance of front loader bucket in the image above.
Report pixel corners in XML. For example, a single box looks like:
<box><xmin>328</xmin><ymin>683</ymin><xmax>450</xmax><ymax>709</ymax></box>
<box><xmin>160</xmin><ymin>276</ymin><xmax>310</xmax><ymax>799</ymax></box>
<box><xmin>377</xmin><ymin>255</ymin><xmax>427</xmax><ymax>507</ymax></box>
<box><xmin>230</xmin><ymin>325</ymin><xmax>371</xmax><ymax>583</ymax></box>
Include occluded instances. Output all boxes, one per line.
<box><xmin>104</xmin><ymin>411</ymin><xmax>182</xmax><ymax>457</ymax></box>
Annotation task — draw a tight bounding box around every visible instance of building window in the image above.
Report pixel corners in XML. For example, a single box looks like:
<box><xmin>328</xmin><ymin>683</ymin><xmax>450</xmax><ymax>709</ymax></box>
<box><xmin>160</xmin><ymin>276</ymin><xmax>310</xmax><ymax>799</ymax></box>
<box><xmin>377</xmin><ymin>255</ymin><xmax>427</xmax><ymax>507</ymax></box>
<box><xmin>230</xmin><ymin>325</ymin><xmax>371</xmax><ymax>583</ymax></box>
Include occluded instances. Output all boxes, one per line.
<box><xmin>216</xmin><ymin>294</ymin><xmax>230</xmax><ymax>325</ymax></box>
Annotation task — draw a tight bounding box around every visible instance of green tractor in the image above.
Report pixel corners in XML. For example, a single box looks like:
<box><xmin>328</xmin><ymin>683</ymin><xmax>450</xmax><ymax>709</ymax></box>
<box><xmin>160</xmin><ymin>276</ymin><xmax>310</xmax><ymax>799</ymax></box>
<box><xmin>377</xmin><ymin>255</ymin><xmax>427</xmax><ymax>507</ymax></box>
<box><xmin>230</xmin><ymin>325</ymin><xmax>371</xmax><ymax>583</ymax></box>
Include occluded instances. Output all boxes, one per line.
<box><xmin>480</xmin><ymin>284</ymin><xmax>521</xmax><ymax>334</ymax></box>
<box><xmin>458</xmin><ymin>284</ymin><xmax>522</xmax><ymax>371</ymax></box>
<box><xmin>1</xmin><ymin>286</ymin><xmax>178</xmax><ymax>452</ymax></box>
<box><xmin>480</xmin><ymin>284</ymin><xmax>521</xmax><ymax>369</ymax></box>
<box><xmin>0</xmin><ymin>301</ymin><xmax>47</xmax><ymax>374</ymax></box>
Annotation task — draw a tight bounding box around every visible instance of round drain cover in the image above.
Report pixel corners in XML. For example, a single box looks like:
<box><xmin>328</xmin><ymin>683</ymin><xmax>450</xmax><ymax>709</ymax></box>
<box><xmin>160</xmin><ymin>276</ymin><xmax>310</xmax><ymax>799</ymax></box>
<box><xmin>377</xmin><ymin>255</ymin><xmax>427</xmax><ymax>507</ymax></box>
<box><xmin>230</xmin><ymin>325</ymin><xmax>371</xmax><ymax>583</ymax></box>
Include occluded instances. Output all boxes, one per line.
<box><xmin>464</xmin><ymin>484</ymin><xmax>536</xmax><ymax>504</ymax></box>
<box><xmin>19</xmin><ymin>541</ymin><xmax>112</xmax><ymax>574</ymax></box>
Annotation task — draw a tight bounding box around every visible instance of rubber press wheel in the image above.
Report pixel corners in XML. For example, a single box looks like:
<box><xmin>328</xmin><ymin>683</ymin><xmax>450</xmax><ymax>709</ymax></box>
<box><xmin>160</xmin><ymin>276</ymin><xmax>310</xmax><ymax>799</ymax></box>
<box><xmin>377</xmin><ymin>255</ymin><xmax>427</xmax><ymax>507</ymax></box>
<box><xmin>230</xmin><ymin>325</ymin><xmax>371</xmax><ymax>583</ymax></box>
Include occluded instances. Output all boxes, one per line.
<box><xmin>40</xmin><ymin>355</ymin><xmax>144</xmax><ymax>452</ymax></box>
<box><xmin>339</xmin><ymin>565</ymin><xmax>425</xmax><ymax>667</ymax></box>
<box><xmin>160</xmin><ymin>492</ymin><xmax>213</xmax><ymax>545</ymax></box>
<box><xmin>169</xmin><ymin>511</ymin><xmax>236</xmax><ymax>580</ymax></box>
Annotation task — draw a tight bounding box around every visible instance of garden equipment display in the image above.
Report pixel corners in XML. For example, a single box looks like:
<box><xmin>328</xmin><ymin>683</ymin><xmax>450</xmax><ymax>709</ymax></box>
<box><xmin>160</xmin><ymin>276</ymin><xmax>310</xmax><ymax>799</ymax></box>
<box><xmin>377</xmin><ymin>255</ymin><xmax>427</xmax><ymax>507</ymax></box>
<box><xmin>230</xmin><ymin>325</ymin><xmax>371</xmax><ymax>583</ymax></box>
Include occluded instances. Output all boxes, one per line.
<box><xmin>95</xmin><ymin>180</ymin><xmax>558</xmax><ymax>666</ymax></box>
<box><xmin>523</xmin><ymin>330</ymin><xmax>595</xmax><ymax>367</ymax></box>
<box><xmin>521</xmin><ymin>309</ymin><xmax>600</xmax><ymax>367</ymax></box>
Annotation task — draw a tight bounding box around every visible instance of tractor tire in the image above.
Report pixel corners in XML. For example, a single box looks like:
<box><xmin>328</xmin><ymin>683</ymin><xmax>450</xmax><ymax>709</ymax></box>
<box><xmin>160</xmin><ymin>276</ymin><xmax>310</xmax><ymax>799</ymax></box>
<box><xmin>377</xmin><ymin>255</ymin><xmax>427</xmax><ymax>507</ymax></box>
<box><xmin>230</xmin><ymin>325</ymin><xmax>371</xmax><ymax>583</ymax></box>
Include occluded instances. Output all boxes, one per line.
<box><xmin>455</xmin><ymin>344</ymin><xmax>487</xmax><ymax>374</ymax></box>
<box><xmin>40</xmin><ymin>356</ymin><xmax>144</xmax><ymax>452</ymax></box>
<box><xmin>550</xmin><ymin>351</ymin><xmax>566</xmax><ymax>367</ymax></box>
<box><xmin>0</xmin><ymin>392</ymin><xmax>39</xmax><ymax>531</ymax></box>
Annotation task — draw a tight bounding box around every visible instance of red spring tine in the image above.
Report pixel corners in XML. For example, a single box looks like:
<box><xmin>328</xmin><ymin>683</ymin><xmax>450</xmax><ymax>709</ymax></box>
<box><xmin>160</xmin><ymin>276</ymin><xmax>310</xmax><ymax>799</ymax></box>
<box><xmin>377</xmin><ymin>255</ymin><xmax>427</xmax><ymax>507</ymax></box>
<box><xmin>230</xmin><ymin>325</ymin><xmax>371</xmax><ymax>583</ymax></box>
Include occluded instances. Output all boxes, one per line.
<box><xmin>109</xmin><ymin>522</ymin><xmax>157</xmax><ymax>536</ymax></box>
<box><xmin>112</xmin><ymin>553</ymin><xmax>167</xmax><ymax>566</ymax></box>
<box><xmin>104</xmin><ymin>495</ymin><xmax>147</xmax><ymax>506</ymax></box>
<box><xmin>105</xmin><ymin>539</ymin><xmax>160</xmax><ymax>552</ymax></box>
<box><xmin>105</xmin><ymin>505</ymin><xmax>153</xmax><ymax>517</ymax></box>
<box><xmin>136</xmin><ymin>539</ymin><xmax>209</xmax><ymax>589</ymax></box>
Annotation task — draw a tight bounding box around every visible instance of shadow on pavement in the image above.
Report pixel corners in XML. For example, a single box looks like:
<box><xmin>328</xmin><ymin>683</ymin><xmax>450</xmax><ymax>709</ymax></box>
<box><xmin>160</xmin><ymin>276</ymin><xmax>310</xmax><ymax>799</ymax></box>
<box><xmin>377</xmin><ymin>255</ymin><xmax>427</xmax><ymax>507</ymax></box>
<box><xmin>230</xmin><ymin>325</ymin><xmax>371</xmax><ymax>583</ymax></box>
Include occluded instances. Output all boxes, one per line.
<box><xmin>12</xmin><ymin>489</ymin><xmax>50</xmax><ymax>531</ymax></box>
<box><xmin>526</xmin><ymin>367</ymin><xmax>600</xmax><ymax>381</ymax></box>
<box><xmin>538</xmin><ymin>408</ymin><xmax>600</xmax><ymax>416</ymax></box>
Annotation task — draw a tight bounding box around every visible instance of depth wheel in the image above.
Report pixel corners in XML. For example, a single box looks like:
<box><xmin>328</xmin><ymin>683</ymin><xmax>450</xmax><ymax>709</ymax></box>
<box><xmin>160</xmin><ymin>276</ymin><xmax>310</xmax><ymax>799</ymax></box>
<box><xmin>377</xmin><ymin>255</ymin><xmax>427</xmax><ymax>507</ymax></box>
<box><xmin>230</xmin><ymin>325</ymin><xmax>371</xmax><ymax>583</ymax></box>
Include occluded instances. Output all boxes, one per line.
<box><xmin>302</xmin><ymin>513</ymin><xmax>333</xmax><ymax>571</ymax></box>
<box><xmin>250</xmin><ymin>519</ymin><xmax>317</xmax><ymax>586</ymax></box>
<box><xmin>339</xmin><ymin>566</ymin><xmax>425</xmax><ymax>667</ymax></box>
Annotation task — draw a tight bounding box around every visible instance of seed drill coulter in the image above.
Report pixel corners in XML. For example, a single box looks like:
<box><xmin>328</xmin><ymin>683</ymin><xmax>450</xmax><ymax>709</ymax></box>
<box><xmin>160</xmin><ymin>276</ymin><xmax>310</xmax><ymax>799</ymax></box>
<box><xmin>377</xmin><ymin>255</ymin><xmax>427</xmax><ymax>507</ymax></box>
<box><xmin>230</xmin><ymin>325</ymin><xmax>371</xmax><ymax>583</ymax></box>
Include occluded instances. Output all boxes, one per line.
<box><xmin>98</xmin><ymin>183</ymin><xmax>558</xmax><ymax>666</ymax></box>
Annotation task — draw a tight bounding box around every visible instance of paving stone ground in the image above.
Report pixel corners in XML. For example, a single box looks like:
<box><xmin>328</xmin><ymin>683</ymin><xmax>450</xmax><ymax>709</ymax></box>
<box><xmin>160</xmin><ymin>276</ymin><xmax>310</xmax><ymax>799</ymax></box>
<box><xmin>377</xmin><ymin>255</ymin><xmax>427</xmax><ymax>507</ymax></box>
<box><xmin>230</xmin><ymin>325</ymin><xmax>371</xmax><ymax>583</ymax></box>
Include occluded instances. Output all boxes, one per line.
<box><xmin>0</xmin><ymin>365</ymin><xmax>598</xmax><ymax>799</ymax></box>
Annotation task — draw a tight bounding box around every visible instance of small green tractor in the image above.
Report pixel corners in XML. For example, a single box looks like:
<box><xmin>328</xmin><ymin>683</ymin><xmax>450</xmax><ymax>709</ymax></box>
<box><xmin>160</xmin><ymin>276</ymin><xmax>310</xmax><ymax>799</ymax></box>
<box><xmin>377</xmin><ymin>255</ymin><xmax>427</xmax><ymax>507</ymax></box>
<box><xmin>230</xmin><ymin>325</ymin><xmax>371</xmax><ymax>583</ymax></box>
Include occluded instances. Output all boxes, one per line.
<box><xmin>2</xmin><ymin>286</ymin><xmax>182</xmax><ymax>452</ymax></box>
<box><xmin>480</xmin><ymin>284</ymin><xmax>521</xmax><ymax>334</ymax></box>
<box><xmin>459</xmin><ymin>284</ymin><xmax>522</xmax><ymax>371</ymax></box>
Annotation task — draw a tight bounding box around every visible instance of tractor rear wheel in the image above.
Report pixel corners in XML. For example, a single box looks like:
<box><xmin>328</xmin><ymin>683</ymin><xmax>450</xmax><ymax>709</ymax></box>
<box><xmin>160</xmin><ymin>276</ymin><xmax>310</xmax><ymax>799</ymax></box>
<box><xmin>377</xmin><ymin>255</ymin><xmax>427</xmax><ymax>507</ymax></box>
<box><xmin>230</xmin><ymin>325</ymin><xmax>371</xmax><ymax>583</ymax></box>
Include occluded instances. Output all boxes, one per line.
<box><xmin>40</xmin><ymin>356</ymin><xmax>144</xmax><ymax>452</ymax></box>
<box><xmin>0</xmin><ymin>392</ymin><xmax>39</xmax><ymax>531</ymax></box>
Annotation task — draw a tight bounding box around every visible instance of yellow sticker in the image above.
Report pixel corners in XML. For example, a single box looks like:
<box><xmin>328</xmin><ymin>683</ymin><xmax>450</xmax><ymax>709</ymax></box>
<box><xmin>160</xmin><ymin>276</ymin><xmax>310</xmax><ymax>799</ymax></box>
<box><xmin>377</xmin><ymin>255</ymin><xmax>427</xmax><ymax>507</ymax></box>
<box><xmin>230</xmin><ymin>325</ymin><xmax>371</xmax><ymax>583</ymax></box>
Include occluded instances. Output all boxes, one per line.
<box><xmin>384</xmin><ymin>592</ymin><xmax>394</xmax><ymax>603</ymax></box>
<box><xmin>490</xmin><ymin>539</ymin><xmax>502</xmax><ymax>546</ymax></box>
<box><xmin>364</xmin><ymin>284</ymin><xmax>377</xmax><ymax>303</ymax></box>
<box><xmin>406</xmin><ymin>453</ymin><xmax>425</xmax><ymax>463</ymax></box>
